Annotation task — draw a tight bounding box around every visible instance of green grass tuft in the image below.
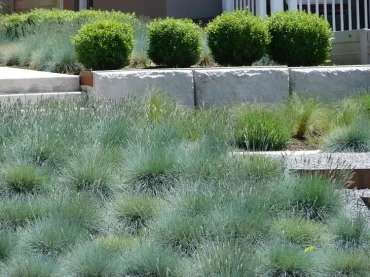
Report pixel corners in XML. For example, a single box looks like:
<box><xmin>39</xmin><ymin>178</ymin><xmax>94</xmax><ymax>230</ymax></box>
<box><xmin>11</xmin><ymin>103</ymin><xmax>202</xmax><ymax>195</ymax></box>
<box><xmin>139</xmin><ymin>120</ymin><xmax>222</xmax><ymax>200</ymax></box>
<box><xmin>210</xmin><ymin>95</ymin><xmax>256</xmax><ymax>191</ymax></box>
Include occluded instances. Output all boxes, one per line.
<box><xmin>261</xmin><ymin>242</ymin><xmax>314</xmax><ymax>277</ymax></box>
<box><xmin>234</xmin><ymin>107</ymin><xmax>292</xmax><ymax>151</ymax></box>
<box><xmin>0</xmin><ymin>165</ymin><xmax>47</xmax><ymax>194</ymax></box>
<box><xmin>113</xmin><ymin>194</ymin><xmax>159</xmax><ymax>235</ymax></box>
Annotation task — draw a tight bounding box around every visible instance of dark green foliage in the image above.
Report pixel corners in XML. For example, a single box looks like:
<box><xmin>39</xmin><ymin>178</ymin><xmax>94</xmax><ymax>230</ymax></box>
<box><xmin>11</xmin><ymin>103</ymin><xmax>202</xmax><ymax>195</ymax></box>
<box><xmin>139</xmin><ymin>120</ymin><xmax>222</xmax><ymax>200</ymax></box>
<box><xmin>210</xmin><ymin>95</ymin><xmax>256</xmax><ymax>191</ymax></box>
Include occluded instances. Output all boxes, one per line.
<box><xmin>147</xmin><ymin>18</ymin><xmax>202</xmax><ymax>67</ymax></box>
<box><xmin>234</xmin><ymin>107</ymin><xmax>292</xmax><ymax>150</ymax></box>
<box><xmin>72</xmin><ymin>19</ymin><xmax>134</xmax><ymax>70</ymax></box>
<box><xmin>206</xmin><ymin>10</ymin><xmax>269</xmax><ymax>66</ymax></box>
<box><xmin>268</xmin><ymin>11</ymin><xmax>333</xmax><ymax>66</ymax></box>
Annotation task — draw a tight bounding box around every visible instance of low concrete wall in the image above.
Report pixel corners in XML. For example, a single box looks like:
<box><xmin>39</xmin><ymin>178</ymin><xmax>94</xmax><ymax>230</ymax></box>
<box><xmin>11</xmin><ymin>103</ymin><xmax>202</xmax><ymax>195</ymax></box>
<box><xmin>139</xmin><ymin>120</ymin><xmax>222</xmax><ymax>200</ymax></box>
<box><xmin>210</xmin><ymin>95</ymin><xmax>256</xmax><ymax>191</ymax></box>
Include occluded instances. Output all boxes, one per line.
<box><xmin>93</xmin><ymin>70</ymin><xmax>195</xmax><ymax>107</ymax></box>
<box><xmin>290</xmin><ymin>66</ymin><xmax>370</xmax><ymax>100</ymax></box>
<box><xmin>194</xmin><ymin>67</ymin><xmax>289</xmax><ymax>106</ymax></box>
<box><xmin>88</xmin><ymin>66</ymin><xmax>370</xmax><ymax>107</ymax></box>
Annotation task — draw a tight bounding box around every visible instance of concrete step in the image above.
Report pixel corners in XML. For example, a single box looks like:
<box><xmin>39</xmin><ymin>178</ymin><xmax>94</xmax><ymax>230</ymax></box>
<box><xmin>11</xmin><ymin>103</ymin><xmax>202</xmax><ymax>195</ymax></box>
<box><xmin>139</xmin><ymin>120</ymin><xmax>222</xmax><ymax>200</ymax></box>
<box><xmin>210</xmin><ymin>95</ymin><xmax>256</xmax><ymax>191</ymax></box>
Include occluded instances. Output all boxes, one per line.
<box><xmin>0</xmin><ymin>67</ymin><xmax>80</xmax><ymax>94</ymax></box>
<box><xmin>0</xmin><ymin>92</ymin><xmax>84</xmax><ymax>103</ymax></box>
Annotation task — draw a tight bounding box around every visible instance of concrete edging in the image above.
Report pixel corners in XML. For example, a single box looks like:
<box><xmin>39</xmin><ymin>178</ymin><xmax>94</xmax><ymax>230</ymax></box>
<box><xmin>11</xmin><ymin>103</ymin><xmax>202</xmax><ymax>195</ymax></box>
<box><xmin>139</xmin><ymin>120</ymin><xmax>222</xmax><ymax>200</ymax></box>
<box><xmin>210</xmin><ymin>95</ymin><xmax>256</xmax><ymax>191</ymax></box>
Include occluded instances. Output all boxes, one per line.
<box><xmin>233</xmin><ymin>151</ymin><xmax>370</xmax><ymax>189</ymax></box>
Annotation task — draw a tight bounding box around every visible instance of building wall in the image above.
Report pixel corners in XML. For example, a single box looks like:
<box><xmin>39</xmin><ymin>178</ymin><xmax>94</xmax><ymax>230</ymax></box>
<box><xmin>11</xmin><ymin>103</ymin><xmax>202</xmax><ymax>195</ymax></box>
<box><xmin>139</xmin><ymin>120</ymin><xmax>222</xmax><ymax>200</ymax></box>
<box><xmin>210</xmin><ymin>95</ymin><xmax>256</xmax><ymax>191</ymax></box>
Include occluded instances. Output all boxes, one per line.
<box><xmin>1</xmin><ymin>0</ymin><xmax>11</xmax><ymax>13</ymax></box>
<box><xmin>63</xmin><ymin>0</ymin><xmax>74</xmax><ymax>10</ymax></box>
<box><xmin>93</xmin><ymin>0</ymin><xmax>167</xmax><ymax>18</ymax></box>
<box><xmin>166</xmin><ymin>0</ymin><xmax>222</xmax><ymax>19</ymax></box>
<box><xmin>14</xmin><ymin>0</ymin><xmax>57</xmax><ymax>12</ymax></box>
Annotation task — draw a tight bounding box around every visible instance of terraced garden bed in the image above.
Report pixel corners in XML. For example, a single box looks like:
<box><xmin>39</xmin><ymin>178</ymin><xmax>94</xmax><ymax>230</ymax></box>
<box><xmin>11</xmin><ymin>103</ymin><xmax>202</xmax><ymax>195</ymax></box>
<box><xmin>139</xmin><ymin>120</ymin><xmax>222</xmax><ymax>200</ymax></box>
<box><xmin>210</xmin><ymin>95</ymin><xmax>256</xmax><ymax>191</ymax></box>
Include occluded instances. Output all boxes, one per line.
<box><xmin>0</xmin><ymin>93</ymin><xmax>368</xmax><ymax>276</ymax></box>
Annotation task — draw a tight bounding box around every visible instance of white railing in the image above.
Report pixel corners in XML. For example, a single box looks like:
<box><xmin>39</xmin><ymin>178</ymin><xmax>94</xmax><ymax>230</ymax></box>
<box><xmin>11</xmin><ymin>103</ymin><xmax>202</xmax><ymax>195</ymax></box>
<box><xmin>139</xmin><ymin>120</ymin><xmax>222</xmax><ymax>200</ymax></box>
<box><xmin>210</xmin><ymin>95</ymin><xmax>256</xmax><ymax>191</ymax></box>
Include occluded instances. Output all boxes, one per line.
<box><xmin>223</xmin><ymin>0</ymin><xmax>370</xmax><ymax>32</ymax></box>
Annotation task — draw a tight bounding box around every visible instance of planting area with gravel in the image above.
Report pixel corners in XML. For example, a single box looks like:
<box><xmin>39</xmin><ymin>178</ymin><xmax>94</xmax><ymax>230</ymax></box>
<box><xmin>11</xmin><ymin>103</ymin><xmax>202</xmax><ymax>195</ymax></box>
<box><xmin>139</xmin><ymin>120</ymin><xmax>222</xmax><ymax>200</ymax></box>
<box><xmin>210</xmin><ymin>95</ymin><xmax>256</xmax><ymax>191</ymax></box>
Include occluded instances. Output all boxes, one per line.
<box><xmin>0</xmin><ymin>94</ymin><xmax>369</xmax><ymax>276</ymax></box>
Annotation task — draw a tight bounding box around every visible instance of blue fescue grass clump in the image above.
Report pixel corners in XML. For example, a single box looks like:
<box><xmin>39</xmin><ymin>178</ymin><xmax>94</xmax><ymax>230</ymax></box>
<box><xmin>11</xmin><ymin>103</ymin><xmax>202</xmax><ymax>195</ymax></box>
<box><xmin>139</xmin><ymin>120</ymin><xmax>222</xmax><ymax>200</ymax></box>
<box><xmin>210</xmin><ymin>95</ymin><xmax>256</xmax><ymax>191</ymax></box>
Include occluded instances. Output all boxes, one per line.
<box><xmin>324</xmin><ymin>119</ymin><xmax>370</xmax><ymax>152</ymax></box>
<box><xmin>0</xmin><ymin>95</ymin><xmax>367</xmax><ymax>274</ymax></box>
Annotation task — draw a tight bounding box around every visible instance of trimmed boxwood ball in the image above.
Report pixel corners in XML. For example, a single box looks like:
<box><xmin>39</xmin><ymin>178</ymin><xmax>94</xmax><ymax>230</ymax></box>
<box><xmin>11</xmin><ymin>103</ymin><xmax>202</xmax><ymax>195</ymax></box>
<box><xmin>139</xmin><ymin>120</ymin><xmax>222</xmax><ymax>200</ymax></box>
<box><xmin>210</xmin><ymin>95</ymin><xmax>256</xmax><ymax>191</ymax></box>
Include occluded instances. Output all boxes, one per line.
<box><xmin>72</xmin><ymin>19</ymin><xmax>134</xmax><ymax>70</ymax></box>
<box><xmin>147</xmin><ymin>18</ymin><xmax>202</xmax><ymax>67</ymax></box>
<box><xmin>206</xmin><ymin>10</ymin><xmax>269</xmax><ymax>66</ymax></box>
<box><xmin>268</xmin><ymin>11</ymin><xmax>333</xmax><ymax>66</ymax></box>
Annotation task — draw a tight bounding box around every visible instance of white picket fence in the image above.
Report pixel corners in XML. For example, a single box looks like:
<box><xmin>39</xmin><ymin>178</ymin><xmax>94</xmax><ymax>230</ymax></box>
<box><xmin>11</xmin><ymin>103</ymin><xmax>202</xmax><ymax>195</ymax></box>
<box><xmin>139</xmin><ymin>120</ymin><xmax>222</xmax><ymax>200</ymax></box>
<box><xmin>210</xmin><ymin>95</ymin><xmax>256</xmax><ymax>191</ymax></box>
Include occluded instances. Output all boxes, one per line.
<box><xmin>222</xmin><ymin>0</ymin><xmax>370</xmax><ymax>32</ymax></box>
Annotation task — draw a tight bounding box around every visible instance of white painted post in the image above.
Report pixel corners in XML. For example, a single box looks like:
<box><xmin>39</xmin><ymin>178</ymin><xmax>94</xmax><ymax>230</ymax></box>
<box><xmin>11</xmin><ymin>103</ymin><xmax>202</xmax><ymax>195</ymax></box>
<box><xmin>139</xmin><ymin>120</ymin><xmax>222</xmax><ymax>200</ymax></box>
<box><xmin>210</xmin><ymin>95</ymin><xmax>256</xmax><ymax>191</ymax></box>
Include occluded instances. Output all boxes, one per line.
<box><xmin>307</xmin><ymin>0</ymin><xmax>311</xmax><ymax>13</ymax></box>
<box><xmin>356</xmin><ymin>0</ymin><xmax>360</xmax><ymax>29</ymax></box>
<box><xmin>256</xmin><ymin>0</ymin><xmax>267</xmax><ymax>16</ymax></box>
<box><xmin>270</xmin><ymin>0</ymin><xmax>284</xmax><ymax>13</ymax></box>
<box><xmin>79</xmin><ymin>0</ymin><xmax>87</xmax><ymax>10</ymax></box>
<box><xmin>348</xmin><ymin>0</ymin><xmax>352</xmax><ymax>30</ymax></box>
<box><xmin>57</xmin><ymin>0</ymin><xmax>63</xmax><ymax>9</ymax></box>
<box><xmin>365</xmin><ymin>0</ymin><xmax>368</xmax><ymax>29</ymax></box>
<box><xmin>324</xmin><ymin>0</ymin><xmax>328</xmax><ymax>20</ymax></box>
<box><xmin>316</xmin><ymin>0</ymin><xmax>319</xmax><ymax>16</ymax></box>
<box><xmin>340</xmin><ymin>0</ymin><xmax>344</xmax><ymax>31</ymax></box>
<box><xmin>222</xmin><ymin>0</ymin><xmax>235</xmax><ymax>12</ymax></box>
<box><xmin>288</xmin><ymin>0</ymin><xmax>298</xmax><ymax>10</ymax></box>
<box><xmin>332</xmin><ymin>0</ymin><xmax>336</xmax><ymax>31</ymax></box>
<box><xmin>299</xmin><ymin>0</ymin><xmax>303</xmax><ymax>11</ymax></box>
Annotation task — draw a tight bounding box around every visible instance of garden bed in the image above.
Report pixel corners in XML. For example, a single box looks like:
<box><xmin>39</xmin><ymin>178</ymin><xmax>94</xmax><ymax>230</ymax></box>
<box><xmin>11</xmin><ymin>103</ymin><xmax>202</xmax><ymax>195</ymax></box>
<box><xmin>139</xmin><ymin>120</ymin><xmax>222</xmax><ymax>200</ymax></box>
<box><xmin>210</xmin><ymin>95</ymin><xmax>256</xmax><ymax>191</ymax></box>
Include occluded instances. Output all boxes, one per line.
<box><xmin>0</xmin><ymin>95</ymin><xmax>368</xmax><ymax>275</ymax></box>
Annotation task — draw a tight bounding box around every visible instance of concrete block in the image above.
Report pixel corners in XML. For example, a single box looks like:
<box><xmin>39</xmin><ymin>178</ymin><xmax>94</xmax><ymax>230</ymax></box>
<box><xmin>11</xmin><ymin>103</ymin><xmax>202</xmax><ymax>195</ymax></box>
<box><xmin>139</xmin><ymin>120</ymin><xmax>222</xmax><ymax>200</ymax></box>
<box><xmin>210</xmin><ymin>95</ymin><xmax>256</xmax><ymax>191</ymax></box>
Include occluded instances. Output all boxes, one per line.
<box><xmin>194</xmin><ymin>67</ymin><xmax>289</xmax><ymax>106</ymax></box>
<box><xmin>93</xmin><ymin>69</ymin><xmax>195</xmax><ymax>107</ymax></box>
<box><xmin>290</xmin><ymin>66</ymin><xmax>370</xmax><ymax>99</ymax></box>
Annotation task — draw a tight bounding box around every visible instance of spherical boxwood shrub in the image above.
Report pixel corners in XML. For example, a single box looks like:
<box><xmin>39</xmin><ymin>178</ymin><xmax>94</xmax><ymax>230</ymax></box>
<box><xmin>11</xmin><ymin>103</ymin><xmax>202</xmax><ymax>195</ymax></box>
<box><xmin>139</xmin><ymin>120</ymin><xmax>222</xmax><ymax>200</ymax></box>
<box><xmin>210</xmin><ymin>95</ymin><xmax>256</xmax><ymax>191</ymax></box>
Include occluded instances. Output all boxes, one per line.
<box><xmin>72</xmin><ymin>19</ymin><xmax>134</xmax><ymax>70</ymax></box>
<box><xmin>206</xmin><ymin>10</ymin><xmax>269</xmax><ymax>66</ymax></box>
<box><xmin>147</xmin><ymin>18</ymin><xmax>202</xmax><ymax>67</ymax></box>
<box><xmin>268</xmin><ymin>11</ymin><xmax>333</xmax><ymax>66</ymax></box>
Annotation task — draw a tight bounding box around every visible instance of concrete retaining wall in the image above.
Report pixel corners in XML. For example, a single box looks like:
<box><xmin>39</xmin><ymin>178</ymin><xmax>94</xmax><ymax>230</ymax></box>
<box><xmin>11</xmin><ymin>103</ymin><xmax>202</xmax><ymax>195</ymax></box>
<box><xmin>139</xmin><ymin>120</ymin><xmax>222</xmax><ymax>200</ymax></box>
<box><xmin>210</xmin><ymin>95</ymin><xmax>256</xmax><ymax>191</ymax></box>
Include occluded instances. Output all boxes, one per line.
<box><xmin>88</xmin><ymin>66</ymin><xmax>370</xmax><ymax>107</ymax></box>
<box><xmin>194</xmin><ymin>67</ymin><xmax>289</xmax><ymax>106</ymax></box>
<box><xmin>290</xmin><ymin>66</ymin><xmax>370</xmax><ymax>100</ymax></box>
<box><xmin>93</xmin><ymin>70</ymin><xmax>195</xmax><ymax>107</ymax></box>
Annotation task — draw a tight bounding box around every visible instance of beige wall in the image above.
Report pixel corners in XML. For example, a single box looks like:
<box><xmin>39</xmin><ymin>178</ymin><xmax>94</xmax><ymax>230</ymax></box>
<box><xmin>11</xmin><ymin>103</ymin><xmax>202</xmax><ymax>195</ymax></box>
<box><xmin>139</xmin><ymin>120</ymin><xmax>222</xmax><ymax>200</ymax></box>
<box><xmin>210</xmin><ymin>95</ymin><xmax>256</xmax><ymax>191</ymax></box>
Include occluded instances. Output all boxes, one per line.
<box><xmin>166</xmin><ymin>0</ymin><xmax>222</xmax><ymax>19</ymax></box>
<box><xmin>93</xmin><ymin>0</ymin><xmax>167</xmax><ymax>18</ymax></box>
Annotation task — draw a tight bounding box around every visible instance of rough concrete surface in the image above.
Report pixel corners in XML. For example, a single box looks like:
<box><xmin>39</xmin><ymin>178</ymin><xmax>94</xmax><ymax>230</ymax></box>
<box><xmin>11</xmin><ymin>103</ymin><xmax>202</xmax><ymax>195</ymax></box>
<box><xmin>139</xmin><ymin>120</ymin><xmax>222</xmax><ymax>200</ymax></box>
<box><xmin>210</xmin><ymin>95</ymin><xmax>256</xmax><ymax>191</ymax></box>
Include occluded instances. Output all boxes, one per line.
<box><xmin>93</xmin><ymin>69</ymin><xmax>195</xmax><ymax>107</ymax></box>
<box><xmin>194</xmin><ymin>67</ymin><xmax>290</xmax><ymax>106</ymax></box>
<box><xmin>290</xmin><ymin>66</ymin><xmax>370</xmax><ymax>100</ymax></box>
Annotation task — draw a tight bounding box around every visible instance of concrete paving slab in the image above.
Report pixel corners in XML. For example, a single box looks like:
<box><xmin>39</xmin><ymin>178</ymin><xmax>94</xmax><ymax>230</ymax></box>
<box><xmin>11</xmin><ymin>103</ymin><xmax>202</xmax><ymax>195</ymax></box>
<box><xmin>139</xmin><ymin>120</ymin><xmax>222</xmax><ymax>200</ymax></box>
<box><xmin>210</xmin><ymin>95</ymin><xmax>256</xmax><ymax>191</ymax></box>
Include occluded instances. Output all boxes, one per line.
<box><xmin>0</xmin><ymin>67</ymin><xmax>80</xmax><ymax>93</ymax></box>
